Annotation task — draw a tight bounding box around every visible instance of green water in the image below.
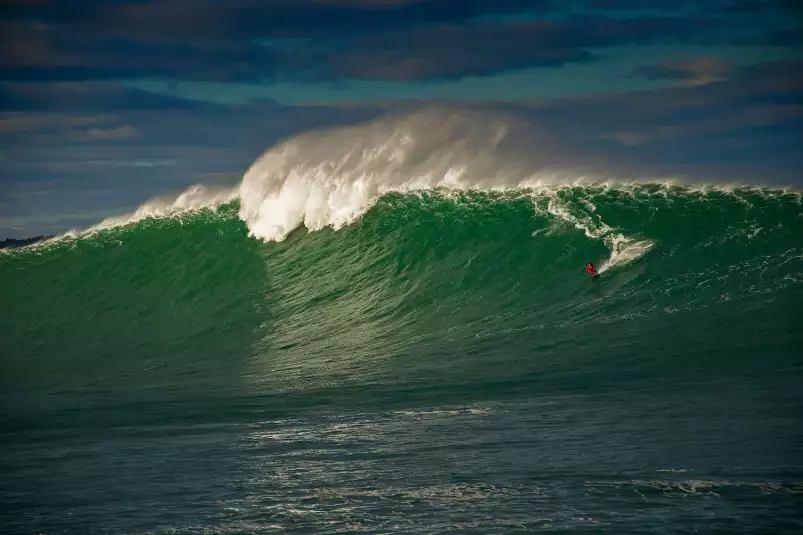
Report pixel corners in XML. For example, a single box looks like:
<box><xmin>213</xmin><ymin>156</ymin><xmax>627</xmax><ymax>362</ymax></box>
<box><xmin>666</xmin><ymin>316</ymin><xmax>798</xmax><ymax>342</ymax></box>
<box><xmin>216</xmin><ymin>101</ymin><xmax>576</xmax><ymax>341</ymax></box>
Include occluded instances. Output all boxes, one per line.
<box><xmin>1</xmin><ymin>186</ymin><xmax>802</xmax><ymax>533</ymax></box>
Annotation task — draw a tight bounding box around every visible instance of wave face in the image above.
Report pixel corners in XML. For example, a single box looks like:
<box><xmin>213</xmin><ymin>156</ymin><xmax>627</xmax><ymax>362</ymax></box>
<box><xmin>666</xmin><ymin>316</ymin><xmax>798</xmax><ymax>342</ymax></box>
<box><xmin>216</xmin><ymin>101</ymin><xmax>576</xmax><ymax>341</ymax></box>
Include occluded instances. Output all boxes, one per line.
<box><xmin>4</xmin><ymin>186</ymin><xmax>801</xmax><ymax>391</ymax></box>
<box><xmin>2</xmin><ymin>113</ymin><xmax>803</xmax><ymax>534</ymax></box>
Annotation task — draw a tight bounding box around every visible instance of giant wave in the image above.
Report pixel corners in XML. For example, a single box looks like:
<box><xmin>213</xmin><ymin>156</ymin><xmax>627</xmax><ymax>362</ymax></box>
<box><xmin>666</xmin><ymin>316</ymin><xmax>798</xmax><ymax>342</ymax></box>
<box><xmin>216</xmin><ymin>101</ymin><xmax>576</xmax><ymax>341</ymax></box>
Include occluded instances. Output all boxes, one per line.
<box><xmin>3</xmin><ymin>107</ymin><xmax>802</xmax><ymax>392</ymax></box>
<box><xmin>2</xmin><ymin>109</ymin><xmax>803</xmax><ymax>534</ymax></box>
<box><xmin>68</xmin><ymin>107</ymin><xmax>709</xmax><ymax>271</ymax></box>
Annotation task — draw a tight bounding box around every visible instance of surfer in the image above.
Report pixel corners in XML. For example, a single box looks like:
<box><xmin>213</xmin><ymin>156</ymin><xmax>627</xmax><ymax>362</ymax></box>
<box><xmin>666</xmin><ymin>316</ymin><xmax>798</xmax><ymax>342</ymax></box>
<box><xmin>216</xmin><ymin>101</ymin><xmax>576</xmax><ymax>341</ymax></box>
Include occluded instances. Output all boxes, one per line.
<box><xmin>586</xmin><ymin>263</ymin><xmax>598</xmax><ymax>277</ymax></box>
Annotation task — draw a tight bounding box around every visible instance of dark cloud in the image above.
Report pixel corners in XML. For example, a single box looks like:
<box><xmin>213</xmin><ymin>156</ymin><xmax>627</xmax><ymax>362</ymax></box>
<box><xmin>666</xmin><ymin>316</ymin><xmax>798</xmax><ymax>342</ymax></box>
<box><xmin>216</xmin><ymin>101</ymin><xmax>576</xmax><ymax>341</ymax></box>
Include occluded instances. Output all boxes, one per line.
<box><xmin>0</xmin><ymin>0</ymin><xmax>555</xmax><ymax>41</ymax></box>
<box><xmin>328</xmin><ymin>15</ymin><xmax>736</xmax><ymax>80</ymax></box>
<box><xmin>722</xmin><ymin>0</ymin><xmax>803</xmax><ymax>15</ymax></box>
<box><xmin>764</xmin><ymin>28</ymin><xmax>803</xmax><ymax>46</ymax></box>
<box><xmin>524</xmin><ymin>59</ymin><xmax>803</xmax><ymax>177</ymax></box>
<box><xmin>64</xmin><ymin>124</ymin><xmax>136</xmax><ymax>142</ymax></box>
<box><xmin>0</xmin><ymin>0</ymin><xmax>798</xmax><ymax>82</ymax></box>
<box><xmin>0</xmin><ymin>82</ymin><xmax>209</xmax><ymax>111</ymax></box>
<box><xmin>586</xmin><ymin>0</ymin><xmax>799</xmax><ymax>13</ymax></box>
<box><xmin>632</xmin><ymin>57</ymin><xmax>732</xmax><ymax>84</ymax></box>
<box><xmin>584</xmin><ymin>0</ymin><xmax>702</xmax><ymax>11</ymax></box>
<box><xmin>327</xmin><ymin>22</ymin><xmax>594</xmax><ymax>80</ymax></box>
<box><xmin>0</xmin><ymin>18</ymin><xmax>285</xmax><ymax>82</ymax></box>
<box><xmin>0</xmin><ymin>112</ymin><xmax>134</xmax><ymax>146</ymax></box>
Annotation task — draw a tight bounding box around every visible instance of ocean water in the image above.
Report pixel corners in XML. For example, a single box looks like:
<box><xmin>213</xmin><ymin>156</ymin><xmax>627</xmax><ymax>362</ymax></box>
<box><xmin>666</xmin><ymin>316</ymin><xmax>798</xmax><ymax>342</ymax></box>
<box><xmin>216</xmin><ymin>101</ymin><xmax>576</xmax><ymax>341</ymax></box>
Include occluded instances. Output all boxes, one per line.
<box><xmin>2</xmin><ymin>111</ymin><xmax>803</xmax><ymax>534</ymax></box>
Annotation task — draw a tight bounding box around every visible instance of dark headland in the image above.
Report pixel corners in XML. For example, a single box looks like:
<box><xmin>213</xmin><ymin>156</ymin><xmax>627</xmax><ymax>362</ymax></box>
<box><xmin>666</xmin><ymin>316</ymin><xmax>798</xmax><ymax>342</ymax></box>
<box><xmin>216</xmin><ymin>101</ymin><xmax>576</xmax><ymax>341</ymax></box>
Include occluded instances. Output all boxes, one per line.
<box><xmin>0</xmin><ymin>235</ymin><xmax>54</xmax><ymax>249</ymax></box>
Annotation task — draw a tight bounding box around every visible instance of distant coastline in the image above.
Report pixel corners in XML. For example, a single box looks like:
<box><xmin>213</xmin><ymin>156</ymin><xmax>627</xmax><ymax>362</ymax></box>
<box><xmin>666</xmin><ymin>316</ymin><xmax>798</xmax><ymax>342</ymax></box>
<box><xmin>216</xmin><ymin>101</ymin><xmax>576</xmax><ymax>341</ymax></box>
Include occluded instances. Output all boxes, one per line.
<box><xmin>0</xmin><ymin>235</ymin><xmax>54</xmax><ymax>249</ymax></box>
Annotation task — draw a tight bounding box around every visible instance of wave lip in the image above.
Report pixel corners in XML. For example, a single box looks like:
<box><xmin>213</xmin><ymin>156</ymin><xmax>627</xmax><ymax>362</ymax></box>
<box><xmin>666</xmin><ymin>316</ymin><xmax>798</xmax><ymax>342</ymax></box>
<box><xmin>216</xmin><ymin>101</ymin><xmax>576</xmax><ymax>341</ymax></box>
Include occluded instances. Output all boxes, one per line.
<box><xmin>36</xmin><ymin>107</ymin><xmax>803</xmax><ymax>275</ymax></box>
<box><xmin>237</xmin><ymin>107</ymin><xmax>613</xmax><ymax>243</ymax></box>
<box><xmin>75</xmin><ymin>185</ymin><xmax>238</xmax><ymax>237</ymax></box>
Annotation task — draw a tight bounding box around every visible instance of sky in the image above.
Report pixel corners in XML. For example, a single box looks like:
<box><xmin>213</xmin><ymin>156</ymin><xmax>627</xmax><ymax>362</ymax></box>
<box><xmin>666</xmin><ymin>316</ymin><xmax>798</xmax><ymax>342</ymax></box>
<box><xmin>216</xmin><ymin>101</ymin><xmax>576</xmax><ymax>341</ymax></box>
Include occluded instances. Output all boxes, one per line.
<box><xmin>1</xmin><ymin>0</ymin><xmax>801</xmax><ymax>238</ymax></box>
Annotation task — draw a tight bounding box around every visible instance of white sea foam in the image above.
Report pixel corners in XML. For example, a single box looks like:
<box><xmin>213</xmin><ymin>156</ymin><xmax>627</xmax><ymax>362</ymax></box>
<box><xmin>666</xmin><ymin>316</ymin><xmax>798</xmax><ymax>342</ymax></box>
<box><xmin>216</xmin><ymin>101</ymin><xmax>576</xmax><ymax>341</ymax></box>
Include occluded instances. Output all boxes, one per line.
<box><xmin>393</xmin><ymin>407</ymin><xmax>493</xmax><ymax>417</ymax></box>
<box><xmin>533</xmin><ymin>188</ymin><xmax>653</xmax><ymax>272</ymax></box>
<box><xmin>68</xmin><ymin>185</ymin><xmax>238</xmax><ymax>238</ymax></box>
<box><xmin>60</xmin><ymin>106</ymin><xmax>794</xmax><ymax>269</ymax></box>
<box><xmin>237</xmin><ymin>107</ymin><xmax>593</xmax><ymax>242</ymax></box>
<box><xmin>232</xmin><ymin>108</ymin><xmax>658</xmax><ymax>272</ymax></box>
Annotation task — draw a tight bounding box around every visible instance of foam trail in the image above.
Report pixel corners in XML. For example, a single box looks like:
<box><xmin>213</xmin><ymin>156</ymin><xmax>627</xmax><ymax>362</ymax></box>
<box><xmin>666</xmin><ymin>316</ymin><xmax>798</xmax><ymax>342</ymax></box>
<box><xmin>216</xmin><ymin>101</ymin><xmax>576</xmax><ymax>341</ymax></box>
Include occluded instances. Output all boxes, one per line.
<box><xmin>599</xmin><ymin>234</ymin><xmax>653</xmax><ymax>273</ymax></box>
<box><xmin>535</xmin><ymin>190</ymin><xmax>653</xmax><ymax>272</ymax></box>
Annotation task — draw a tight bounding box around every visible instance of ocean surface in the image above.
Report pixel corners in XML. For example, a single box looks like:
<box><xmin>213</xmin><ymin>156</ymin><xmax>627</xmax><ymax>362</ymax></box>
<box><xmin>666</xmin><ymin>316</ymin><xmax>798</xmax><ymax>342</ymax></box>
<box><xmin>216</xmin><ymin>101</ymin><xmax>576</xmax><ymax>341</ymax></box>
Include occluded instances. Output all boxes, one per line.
<box><xmin>2</xmin><ymin>111</ymin><xmax>803</xmax><ymax>534</ymax></box>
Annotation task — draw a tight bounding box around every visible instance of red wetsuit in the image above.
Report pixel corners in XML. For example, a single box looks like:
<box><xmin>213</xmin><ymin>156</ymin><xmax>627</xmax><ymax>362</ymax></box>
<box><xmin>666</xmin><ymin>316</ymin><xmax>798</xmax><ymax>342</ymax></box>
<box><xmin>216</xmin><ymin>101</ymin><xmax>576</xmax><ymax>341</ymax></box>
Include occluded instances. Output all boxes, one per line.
<box><xmin>586</xmin><ymin>263</ymin><xmax>598</xmax><ymax>276</ymax></box>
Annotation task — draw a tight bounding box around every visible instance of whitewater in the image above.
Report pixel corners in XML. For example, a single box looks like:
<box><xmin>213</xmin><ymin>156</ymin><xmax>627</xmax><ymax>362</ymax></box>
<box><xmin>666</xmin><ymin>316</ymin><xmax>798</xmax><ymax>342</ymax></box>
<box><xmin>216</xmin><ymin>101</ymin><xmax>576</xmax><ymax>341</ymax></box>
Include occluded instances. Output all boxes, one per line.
<box><xmin>2</xmin><ymin>108</ymin><xmax>802</xmax><ymax>534</ymax></box>
<box><xmin>70</xmin><ymin>108</ymin><xmax>678</xmax><ymax>273</ymax></box>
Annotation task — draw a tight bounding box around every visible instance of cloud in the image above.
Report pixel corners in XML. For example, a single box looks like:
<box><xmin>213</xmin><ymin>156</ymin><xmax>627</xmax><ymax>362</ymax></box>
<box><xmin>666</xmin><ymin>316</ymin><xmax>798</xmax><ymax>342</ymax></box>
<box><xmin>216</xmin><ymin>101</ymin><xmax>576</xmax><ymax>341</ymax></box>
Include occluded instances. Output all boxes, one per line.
<box><xmin>632</xmin><ymin>57</ymin><xmax>732</xmax><ymax>85</ymax></box>
<box><xmin>0</xmin><ymin>111</ymin><xmax>137</xmax><ymax>146</ymax></box>
<box><xmin>1</xmin><ymin>0</ymin><xmax>556</xmax><ymax>42</ymax></box>
<box><xmin>328</xmin><ymin>21</ymin><xmax>595</xmax><ymax>80</ymax></box>
<box><xmin>0</xmin><ymin>1</ymin><xmax>798</xmax><ymax>82</ymax></box>
<box><xmin>67</xmin><ymin>124</ymin><xmax>136</xmax><ymax>142</ymax></box>
<box><xmin>0</xmin><ymin>20</ymin><xmax>284</xmax><ymax>82</ymax></box>
<box><xmin>586</xmin><ymin>0</ymin><xmax>800</xmax><ymax>14</ymax></box>
<box><xmin>723</xmin><ymin>0</ymin><xmax>803</xmax><ymax>15</ymax></box>
<box><xmin>0</xmin><ymin>82</ymin><xmax>209</xmax><ymax>111</ymax></box>
<box><xmin>0</xmin><ymin>112</ymin><xmax>117</xmax><ymax>134</ymax></box>
<box><xmin>522</xmin><ymin>59</ymin><xmax>803</xmax><ymax>175</ymax></box>
<box><xmin>603</xmin><ymin>103</ymin><xmax>803</xmax><ymax>147</ymax></box>
<box><xmin>584</xmin><ymin>0</ymin><xmax>700</xmax><ymax>11</ymax></box>
<box><xmin>326</xmin><ymin>15</ymin><xmax>744</xmax><ymax>80</ymax></box>
<box><xmin>764</xmin><ymin>28</ymin><xmax>803</xmax><ymax>46</ymax></box>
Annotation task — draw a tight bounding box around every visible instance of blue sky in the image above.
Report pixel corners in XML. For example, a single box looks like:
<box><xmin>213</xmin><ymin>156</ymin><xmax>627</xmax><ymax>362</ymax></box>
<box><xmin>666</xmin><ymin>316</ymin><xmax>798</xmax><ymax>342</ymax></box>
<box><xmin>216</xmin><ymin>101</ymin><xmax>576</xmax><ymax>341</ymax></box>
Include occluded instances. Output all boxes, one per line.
<box><xmin>1</xmin><ymin>0</ymin><xmax>801</xmax><ymax>237</ymax></box>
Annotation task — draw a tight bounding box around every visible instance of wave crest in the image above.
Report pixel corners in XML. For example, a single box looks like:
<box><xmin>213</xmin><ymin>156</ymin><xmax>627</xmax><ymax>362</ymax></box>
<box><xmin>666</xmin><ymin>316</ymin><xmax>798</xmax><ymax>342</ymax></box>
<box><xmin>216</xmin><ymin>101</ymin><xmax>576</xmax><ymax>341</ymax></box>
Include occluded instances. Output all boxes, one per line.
<box><xmin>76</xmin><ymin>185</ymin><xmax>237</xmax><ymax>236</ymax></box>
<box><xmin>61</xmin><ymin>107</ymin><xmax>787</xmax><ymax>273</ymax></box>
<box><xmin>238</xmin><ymin>107</ymin><xmax>607</xmax><ymax>242</ymax></box>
